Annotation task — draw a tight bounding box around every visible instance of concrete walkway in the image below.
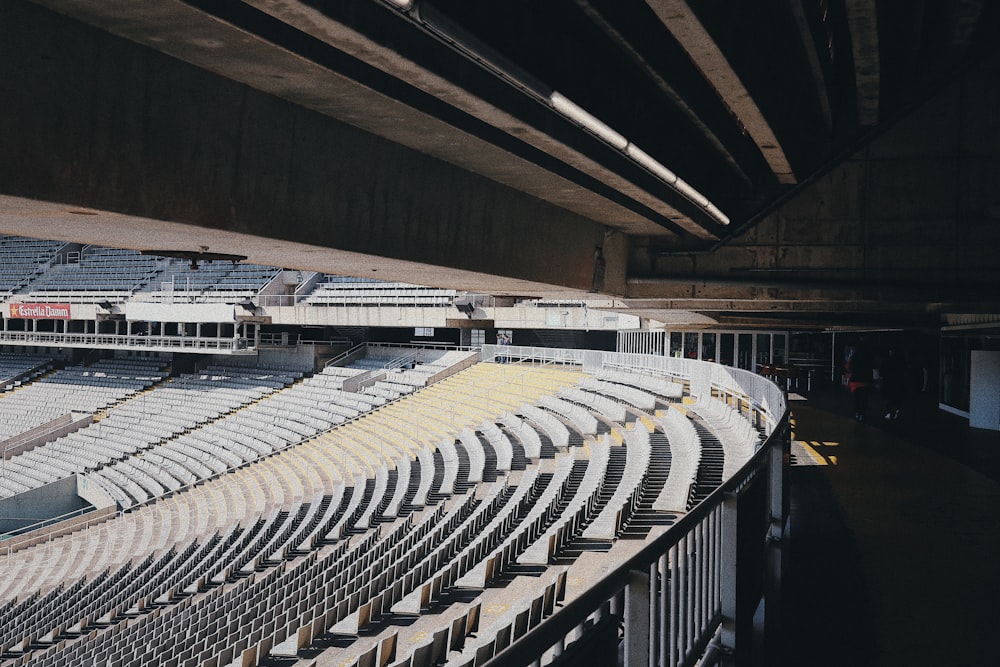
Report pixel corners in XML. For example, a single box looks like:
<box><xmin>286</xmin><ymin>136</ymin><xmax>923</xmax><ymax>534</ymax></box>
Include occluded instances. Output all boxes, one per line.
<box><xmin>784</xmin><ymin>399</ymin><xmax>1000</xmax><ymax>666</ymax></box>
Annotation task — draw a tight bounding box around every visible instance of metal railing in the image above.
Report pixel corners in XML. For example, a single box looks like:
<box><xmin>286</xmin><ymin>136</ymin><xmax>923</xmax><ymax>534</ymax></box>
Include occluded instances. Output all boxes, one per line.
<box><xmin>366</xmin><ymin>341</ymin><xmax>479</xmax><ymax>353</ymax></box>
<box><xmin>324</xmin><ymin>343</ymin><xmax>369</xmax><ymax>368</ymax></box>
<box><xmin>0</xmin><ymin>343</ymin><xmax>787</xmax><ymax>665</ymax></box>
<box><xmin>479</xmin><ymin>345</ymin><xmax>789</xmax><ymax>667</ymax></box>
<box><xmin>482</xmin><ymin>344</ymin><xmax>587</xmax><ymax>367</ymax></box>
<box><xmin>0</xmin><ymin>331</ymin><xmax>253</xmax><ymax>354</ymax></box>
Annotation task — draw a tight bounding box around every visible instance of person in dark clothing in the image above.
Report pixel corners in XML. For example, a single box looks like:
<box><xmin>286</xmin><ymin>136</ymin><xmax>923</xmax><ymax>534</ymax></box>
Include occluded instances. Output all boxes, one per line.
<box><xmin>880</xmin><ymin>347</ymin><xmax>905</xmax><ymax>420</ymax></box>
<box><xmin>846</xmin><ymin>341</ymin><xmax>874</xmax><ymax>421</ymax></box>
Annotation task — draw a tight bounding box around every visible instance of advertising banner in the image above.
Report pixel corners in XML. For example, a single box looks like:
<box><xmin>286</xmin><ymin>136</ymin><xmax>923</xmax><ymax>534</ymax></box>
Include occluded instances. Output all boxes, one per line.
<box><xmin>8</xmin><ymin>303</ymin><xmax>72</xmax><ymax>319</ymax></box>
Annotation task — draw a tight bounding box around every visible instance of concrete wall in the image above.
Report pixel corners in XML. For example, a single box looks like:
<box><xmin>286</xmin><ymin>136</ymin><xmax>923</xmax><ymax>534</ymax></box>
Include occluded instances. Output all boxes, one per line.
<box><xmin>256</xmin><ymin>345</ymin><xmax>323</xmax><ymax>372</ymax></box>
<box><xmin>633</xmin><ymin>53</ymin><xmax>1000</xmax><ymax>315</ymax></box>
<box><xmin>264</xmin><ymin>304</ymin><xmax>641</xmax><ymax>330</ymax></box>
<box><xmin>1</xmin><ymin>412</ymin><xmax>93</xmax><ymax>459</ymax></box>
<box><xmin>0</xmin><ymin>475</ymin><xmax>91</xmax><ymax>534</ymax></box>
<box><xmin>0</xmin><ymin>2</ymin><xmax>605</xmax><ymax>293</ymax></box>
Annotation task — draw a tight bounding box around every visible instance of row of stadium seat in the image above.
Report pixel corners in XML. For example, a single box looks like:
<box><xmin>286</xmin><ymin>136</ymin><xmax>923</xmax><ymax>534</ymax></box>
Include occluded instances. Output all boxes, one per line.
<box><xmin>0</xmin><ymin>237</ymin><xmax>469</xmax><ymax>306</ymax></box>
<box><xmin>0</xmin><ymin>358</ymin><xmax>762</xmax><ymax>667</ymax></box>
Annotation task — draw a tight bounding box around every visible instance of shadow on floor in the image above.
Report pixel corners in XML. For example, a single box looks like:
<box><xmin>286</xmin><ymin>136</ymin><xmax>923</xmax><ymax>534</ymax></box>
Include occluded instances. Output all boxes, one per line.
<box><xmin>782</xmin><ymin>386</ymin><xmax>1000</xmax><ymax>667</ymax></box>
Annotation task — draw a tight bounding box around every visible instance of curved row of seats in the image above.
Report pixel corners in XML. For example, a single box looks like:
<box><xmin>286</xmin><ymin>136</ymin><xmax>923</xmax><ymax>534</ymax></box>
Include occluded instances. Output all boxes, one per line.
<box><xmin>688</xmin><ymin>398</ymin><xmax>760</xmax><ymax>479</ymax></box>
<box><xmin>0</xmin><ymin>359</ymin><xmax>766</xmax><ymax>667</ymax></box>
<box><xmin>0</xmin><ymin>237</ymin><xmax>460</xmax><ymax>306</ymax></box>
<box><xmin>0</xmin><ymin>354</ymin><xmax>54</xmax><ymax>392</ymax></box>
<box><xmin>0</xmin><ymin>365</ymin><xmax>299</xmax><ymax>500</ymax></box>
<box><xmin>0</xmin><ymin>363</ymin><xmax>582</xmax><ymax>595</ymax></box>
<box><xmin>0</xmin><ymin>359</ymin><xmax>166</xmax><ymax>442</ymax></box>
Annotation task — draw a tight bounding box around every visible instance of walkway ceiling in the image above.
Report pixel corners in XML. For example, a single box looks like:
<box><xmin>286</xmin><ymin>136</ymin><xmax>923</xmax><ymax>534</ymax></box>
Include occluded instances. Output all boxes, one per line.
<box><xmin>1</xmin><ymin>0</ymin><xmax>999</xmax><ymax>330</ymax></box>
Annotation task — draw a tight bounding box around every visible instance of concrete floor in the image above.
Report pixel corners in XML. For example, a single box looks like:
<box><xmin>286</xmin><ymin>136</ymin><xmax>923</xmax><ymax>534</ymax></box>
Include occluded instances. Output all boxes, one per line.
<box><xmin>782</xmin><ymin>387</ymin><xmax>1000</xmax><ymax>666</ymax></box>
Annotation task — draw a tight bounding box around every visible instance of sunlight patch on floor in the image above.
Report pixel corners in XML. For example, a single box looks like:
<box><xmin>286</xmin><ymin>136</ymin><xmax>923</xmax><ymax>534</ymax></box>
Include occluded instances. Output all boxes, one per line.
<box><xmin>791</xmin><ymin>439</ymin><xmax>837</xmax><ymax>466</ymax></box>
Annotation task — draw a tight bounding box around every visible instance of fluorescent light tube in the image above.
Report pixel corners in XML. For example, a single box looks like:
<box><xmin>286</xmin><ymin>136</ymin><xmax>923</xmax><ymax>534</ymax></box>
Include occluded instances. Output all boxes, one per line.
<box><xmin>672</xmin><ymin>177</ymin><xmax>710</xmax><ymax>208</ymax></box>
<box><xmin>550</xmin><ymin>92</ymin><xmax>628</xmax><ymax>151</ymax></box>
<box><xmin>625</xmin><ymin>143</ymin><xmax>678</xmax><ymax>185</ymax></box>
<box><xmin>705</xmin><ymin>202</ymin><xmax>730</xmax><ymax>225</ymax></box>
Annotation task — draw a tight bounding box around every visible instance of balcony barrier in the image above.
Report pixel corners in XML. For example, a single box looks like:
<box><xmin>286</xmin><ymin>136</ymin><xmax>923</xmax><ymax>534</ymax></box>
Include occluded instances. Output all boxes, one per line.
<box><xmin>0</xmin><ymin>331</ymin><xmax>254</xmax><ymax>354</ymax></box>
<box><xmin>479</xmin><ymin>345</ymin><xmax>789</xmax><ymax>667</ymax></box>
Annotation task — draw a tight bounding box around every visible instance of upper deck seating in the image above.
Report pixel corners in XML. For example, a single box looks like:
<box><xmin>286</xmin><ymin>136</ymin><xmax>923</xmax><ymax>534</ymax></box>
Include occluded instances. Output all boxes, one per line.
<box><xmin>24</xmin><ymin>246</ymin><xmax>164</xmax><ymax>295</ymax></box>
<box><xmin>0</xmin><ymin>236</ymin><xmax>66</xmax><ymax>296</ymax></box>
<box><xmin>142</xmin><ymin>260</ymin><xmax>281</xmax><ymax>301</ymax></box>
<box><xmin>301</xmin><ymin>275</ymin><xmax>459</xmax><ymax>306</ymax></box>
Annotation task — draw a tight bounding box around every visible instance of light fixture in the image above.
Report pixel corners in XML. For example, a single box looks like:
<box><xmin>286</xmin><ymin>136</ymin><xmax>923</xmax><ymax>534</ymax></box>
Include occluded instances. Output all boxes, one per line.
<box><xmin>626</xmin><ymin>143</ymin><xmax>677</xmax><ymax>185</ymax></box>
<box><xmin>549</xmin><ymin>91</ymin><xmax>729</xmax><ymax>226</ymax></box>
<box><xmin>672</xmin><ymin>177</ymin><xmax>710</xmax><ymax>209</ymax></box>
<box><xmin>704</xmin><ymin>202</ymin><xmax>730</xmax><ymax>226</ymax></box>
<box><xmin>382</xmin><ymin>2</ymin><xmax>727</xmax><ymax>228</ymax></box>
<box><xmin>550</xmin><ymin>92</ymin><xmax>628</xmax><ymax>151</ymax></box>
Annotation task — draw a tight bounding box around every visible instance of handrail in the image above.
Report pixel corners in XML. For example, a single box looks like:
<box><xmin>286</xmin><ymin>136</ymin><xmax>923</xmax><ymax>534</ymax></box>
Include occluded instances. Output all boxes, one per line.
<box><xmin>0</xmin><ymin>330</ymin><xmax>252</xmax><ymax>353</ymax></box>
<box><xmin>1</xmin><ymin>503</ymin><xmax>95</xmax><ymax>538</ymax></box>
<box><xmin>477</xmin><ymin>344</ymin><xmax>788</xmax><ymax>667</ymax></box>
<box><xmin>324</xmin><ymin>343</ymin><xmax>368</xmax><ymax>368</ymax></box>
<box><xmin>381</xmin><ymin>352</ymin><xmax>417</xmax><ymax>371</ymax></box>
<box><xmin>484</xmin><ymin>419</ymin><xmax>788</xmax><ymax>666</ymax></box>
<box><xmin>367</xmin><ymin>341</ymin><xmax>478</xmax><ymax>352</ymax></box>
<box><xmin>3</xmin><ymin>345</ymin><xmax>788</xmax><ymax>665</ymax></box>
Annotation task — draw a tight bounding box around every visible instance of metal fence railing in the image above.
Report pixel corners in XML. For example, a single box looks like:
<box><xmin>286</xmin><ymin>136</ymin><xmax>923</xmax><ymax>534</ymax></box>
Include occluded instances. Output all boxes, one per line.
<box><xmin>478</xmin><ymin>345</ymin><xmax>790</xmax><ymax>667</ymax></box>
<box><xmin>1</xmin><ymin>343</ymin><xmax>787</xmax><ymax>666</ymax></box>
<box><xmin>0</xmin><ymin>331</ymin><xmax>253</xmax><ymax>354</ymax></box>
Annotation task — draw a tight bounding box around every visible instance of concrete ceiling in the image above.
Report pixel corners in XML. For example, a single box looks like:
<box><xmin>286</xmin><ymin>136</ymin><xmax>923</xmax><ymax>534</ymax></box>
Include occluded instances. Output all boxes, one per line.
<box><xmin>1</xmin><ymin>0</ymin><xmax>999</xmax><ymax>330</ymax></box>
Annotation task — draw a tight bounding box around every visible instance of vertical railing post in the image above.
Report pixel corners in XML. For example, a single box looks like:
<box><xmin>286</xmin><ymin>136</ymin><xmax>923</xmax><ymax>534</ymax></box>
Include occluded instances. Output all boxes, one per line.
<box><xmin>658</xmin><ymin>552</ymin><xmax>670</xmax><ymax>667</ymax></box>
<box><xmin>625</xmin><ymin>568</ymin><xmax>651</xmax><ymax>667</ymax></box>
<box><xmin>719</xmin><ymin>491</ymin><xmax>739</xmax><ymax>666</ymax></box>
<box><xmin>763</xmin><ymin>418</ymin><xmax>790</xmax><ymax>663</ymax></box>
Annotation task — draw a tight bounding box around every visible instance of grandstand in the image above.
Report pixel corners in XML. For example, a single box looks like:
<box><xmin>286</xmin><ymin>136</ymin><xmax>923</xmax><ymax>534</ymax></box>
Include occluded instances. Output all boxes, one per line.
<box><xmin>0</xmin><ymin>238</ymin><xmax>66</xmax><ymax>300</ymax></box>
<box><xmin>0</xmin><ymin>235</ymin><xmax>788</xmax><ymax>667</ymax></box>
<box><xmin>142</xmin><ymin>263</ymin><xmax>283</xmax><ymax>304</ymax></box>
<box><xmin>0</xmin><ymin>358</ymin><xmax>167</xmax><ymax>444</ymax></box>
<box><xmin>26</xmin><ymin>246</ymin><xmax>163</xmax><ymax>299</ymax></box>
<box><xmin>3</xmin><ymin>1</ymin><xmax>998</xmax><ymax>661</ymax></box>
<box><xmin>302</xmin><ymin>275</ymin><xmax>460</xmax><ymax>307</ymax></box>
<box><xmin>0</xmin><ymin>241</ymin><xmax>460</xmax><ymax>311</ymax></box>
<box><xmin>0</xmin><ymin>338</ymin><xmax>783</xmax><ymax>667</ymax></box>
<box><xmin>0</xmin><ymin>241</ymin><xmax>276</xmax><ymax>306</ymax></box>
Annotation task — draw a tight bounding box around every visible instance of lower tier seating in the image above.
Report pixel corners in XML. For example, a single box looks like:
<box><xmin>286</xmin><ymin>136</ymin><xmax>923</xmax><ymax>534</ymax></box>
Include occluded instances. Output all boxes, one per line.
<box><xmin>0</xmin><ymin>360</ymin><xmax>768</xmax><ymax>667</ymax></box>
